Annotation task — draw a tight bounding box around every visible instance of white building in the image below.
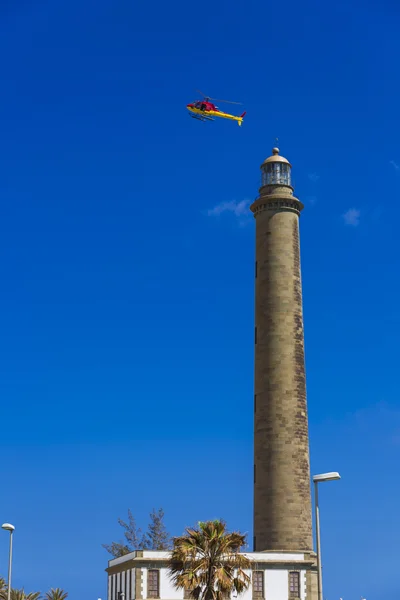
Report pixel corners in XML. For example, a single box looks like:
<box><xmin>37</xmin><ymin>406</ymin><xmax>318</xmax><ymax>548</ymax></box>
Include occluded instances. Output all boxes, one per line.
<box><xmin>106</xmin><ymin>550</ymin><xmax>317</xmax><ymax>600</ymax></box>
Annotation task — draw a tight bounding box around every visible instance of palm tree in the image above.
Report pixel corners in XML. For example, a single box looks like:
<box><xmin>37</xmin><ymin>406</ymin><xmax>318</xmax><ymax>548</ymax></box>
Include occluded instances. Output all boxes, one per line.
<box><xmin>45</xmin><ymin>590</ymin><xmax>68</xmax><ymax>600</ymax></box>
<box><xmin>0</xmin><ymin>579</ymin><xmax>7</xmax><ymax>600</ymax></box>
<box><xmin>168</xmin><ymin>520</ymin><xmax>251</xmax><ymax>600</ymax></box>
<box><xmin>3</xmin><ymin>590</ymin><xmax>41</xmax><ymax>600</ymax></box>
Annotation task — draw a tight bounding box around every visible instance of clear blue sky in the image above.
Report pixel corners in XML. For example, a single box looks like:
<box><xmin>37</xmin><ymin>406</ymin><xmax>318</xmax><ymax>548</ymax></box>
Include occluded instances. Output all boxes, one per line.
<box><xmin>0</xmin><ymin>0</ymin><xmax>399</xmax><ymax>598</ymax></box>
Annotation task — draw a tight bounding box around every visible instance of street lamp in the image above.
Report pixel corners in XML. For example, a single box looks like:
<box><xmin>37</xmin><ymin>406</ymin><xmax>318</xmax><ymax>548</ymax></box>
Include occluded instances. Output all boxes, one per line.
<box><xmin>312</xmin><ymin>473</ymin><xmax>340</xmax><ymax>600</ymax></box>
<box><xmin>2</xmin><ymin>523</ymin><xmax>15</xmax><ymax>600</ymax></box>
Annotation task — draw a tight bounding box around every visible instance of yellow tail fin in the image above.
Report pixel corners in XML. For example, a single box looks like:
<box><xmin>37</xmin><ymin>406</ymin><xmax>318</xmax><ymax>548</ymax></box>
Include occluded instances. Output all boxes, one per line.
<box><xmin>238</xmin><ymin>111</ymin><xmax>246</xmax><ymax>126</ymax></box>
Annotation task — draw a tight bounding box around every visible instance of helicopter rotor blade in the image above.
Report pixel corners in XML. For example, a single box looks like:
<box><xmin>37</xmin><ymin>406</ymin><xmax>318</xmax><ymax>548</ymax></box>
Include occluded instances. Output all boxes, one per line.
<box><xmin>195</xmin><ymin>90</ymin><xmax>241</xmax><ymax>104</ymax></box>
<box><xmin>196</xmin><ymin>89</ymin><xmax>209</xmax><ymax>99</ymax></box>
<box><xmin>210</xmin><ymin>98</ymin><xmax>243</xmax><ymax>105</ymax></box>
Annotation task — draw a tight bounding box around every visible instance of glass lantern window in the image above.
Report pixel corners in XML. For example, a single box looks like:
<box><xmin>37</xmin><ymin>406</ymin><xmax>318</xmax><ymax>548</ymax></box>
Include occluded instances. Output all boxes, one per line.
<box><xmin>262</xmin><ymin>162</ymin><xmax>291</xmax><ymax>186</ymax></box>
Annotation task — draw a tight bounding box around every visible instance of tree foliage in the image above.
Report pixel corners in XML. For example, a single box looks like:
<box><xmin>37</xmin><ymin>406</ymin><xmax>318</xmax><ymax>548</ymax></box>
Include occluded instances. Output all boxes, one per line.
<box><xmin>103</xmin><ymin>507</ymin><xmax>171</xmax><ymax>557</ymax></box>
<box><xmin>0</xmin><ymin>590</ymin><xmax>41</xmax><ymax>600</ymax></box>
<box><xmin>44</xmin><ymin>589</ymin><xmax>68</xmax><ymax>600</ymax></box>
<box><xmin>144</xmin><ymin>508</ymin><xmax>170</xmax><ymax>550</ymax></box>
<box><xmin>0</xmin><ymin>580</ymin><xmax>67</xmax><ymax>600</ymax></box>
<box><xmin>168</xmin><ymin>520</ymin><xmax>251</xmax><ymax>600</ymax></box>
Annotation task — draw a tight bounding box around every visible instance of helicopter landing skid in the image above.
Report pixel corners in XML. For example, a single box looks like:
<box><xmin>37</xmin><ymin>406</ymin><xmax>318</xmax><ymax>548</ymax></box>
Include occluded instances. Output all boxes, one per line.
<box><xmin>190</xmin><ymin>113</ymin><xmax>214</xmax><ymax>122</ymax></box>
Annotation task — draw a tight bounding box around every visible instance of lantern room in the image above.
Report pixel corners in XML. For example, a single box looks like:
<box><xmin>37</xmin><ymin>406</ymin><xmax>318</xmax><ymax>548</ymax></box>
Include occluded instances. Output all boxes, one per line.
<box><xmin>261</xmin><ymin>147</ymin><xmax>292</xmax><ymax>188</ymax></box>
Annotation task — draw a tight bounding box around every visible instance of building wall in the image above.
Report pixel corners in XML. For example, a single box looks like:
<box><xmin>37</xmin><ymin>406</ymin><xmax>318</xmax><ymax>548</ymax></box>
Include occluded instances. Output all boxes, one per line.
<box><xmin>108</xmin><ymin>569</ymin><xmax>136</xmax><ymax>600</ymax></box>
<box><xmin>106</xmin><ymin>553</ymin><xmax>313</xmax><ymax>600</ymax></box>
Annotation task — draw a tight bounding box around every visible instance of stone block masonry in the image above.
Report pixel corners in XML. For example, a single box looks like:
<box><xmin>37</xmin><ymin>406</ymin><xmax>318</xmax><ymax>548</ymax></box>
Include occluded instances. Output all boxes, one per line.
<box><xmin>251</xmin><ymin>148</ymin><xmax>313</xmax><ymax>553</ymax></box>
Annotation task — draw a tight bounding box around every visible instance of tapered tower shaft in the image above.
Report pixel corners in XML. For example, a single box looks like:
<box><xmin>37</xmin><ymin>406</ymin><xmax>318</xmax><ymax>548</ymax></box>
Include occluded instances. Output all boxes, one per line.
<box><xmin>251</xmin><ymin>148</ymin><xmax>313</xmax><ymax>552</ymax></box>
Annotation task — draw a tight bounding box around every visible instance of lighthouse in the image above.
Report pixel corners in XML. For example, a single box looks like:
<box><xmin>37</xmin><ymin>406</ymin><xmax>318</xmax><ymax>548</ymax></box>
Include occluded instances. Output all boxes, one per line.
<box><xmin>251</xmin><ymin>147</ymin><xmax>313</xmax><ymax>553</ymax></box>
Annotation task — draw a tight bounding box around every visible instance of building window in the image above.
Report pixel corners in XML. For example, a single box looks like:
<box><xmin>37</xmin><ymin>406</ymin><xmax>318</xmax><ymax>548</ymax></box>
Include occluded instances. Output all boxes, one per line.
<box><xmin>289</xmin><ymin>571</ymin><xmax>300</xmax><ymax>598</ymax></box>
<box><xmin>148</xmin><ymin>570</ymin><xmax>160</xmax><ymax>598</ymax></box>
<box><xmin>261</xmin><ymin>162</ymin><xmax>291</xmax><ymax>187</ymax></box>
<box><xmin>254</xmin><ymin>394</ymin><xmax>257</xmax><ymax>413</ymax></box>
<box><xmin>252</xmin><ymin>571</ymin><xmax>264</xmax><ymax>599</ymax></box>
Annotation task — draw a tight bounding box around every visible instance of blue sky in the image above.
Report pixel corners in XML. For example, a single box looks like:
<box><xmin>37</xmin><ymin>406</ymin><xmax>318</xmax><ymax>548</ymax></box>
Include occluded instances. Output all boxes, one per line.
<box><xmin>0</xmin><ymin>0</ymin><xmax>399</xmax><ymax>598</ymax></box>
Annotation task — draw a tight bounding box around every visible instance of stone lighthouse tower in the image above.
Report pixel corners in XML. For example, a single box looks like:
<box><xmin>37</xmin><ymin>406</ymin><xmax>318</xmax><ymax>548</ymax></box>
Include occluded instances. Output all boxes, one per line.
<box><xmin>251</xmin><ymin>147</ymin><xmax>313</xmax><ymax>553</ymax></box>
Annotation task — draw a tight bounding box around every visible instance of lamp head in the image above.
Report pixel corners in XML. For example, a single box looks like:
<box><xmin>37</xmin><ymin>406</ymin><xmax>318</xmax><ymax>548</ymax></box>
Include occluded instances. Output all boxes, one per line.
<box><xmin>2</xmin><ymin>523</ymin><xmax>15</xmax><ymax>532</ymax></box>
<box><xmin>313</xmin><ymin>472</ymin><xmax>341</xmax><ymax>483</ymax></box>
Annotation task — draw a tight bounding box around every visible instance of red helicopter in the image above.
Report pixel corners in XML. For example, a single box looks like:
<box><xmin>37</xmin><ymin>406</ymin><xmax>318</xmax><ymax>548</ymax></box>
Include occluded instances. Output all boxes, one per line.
<box><xmin>187</xmin><ymin>90</ymin><xmax>246</xmax><ymax>126</ymax></box>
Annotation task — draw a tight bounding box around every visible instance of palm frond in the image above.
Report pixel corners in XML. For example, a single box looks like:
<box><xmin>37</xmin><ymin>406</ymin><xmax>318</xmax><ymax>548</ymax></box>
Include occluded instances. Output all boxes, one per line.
<box><xmin>168</xmin><ymin>520</ymin><xmax>251</xmax><ymax>600</ymax></box>
<box><xmin>45</xmin><ymin>588</ymin><xmax>68</xmax><ymax>600</ymax></box>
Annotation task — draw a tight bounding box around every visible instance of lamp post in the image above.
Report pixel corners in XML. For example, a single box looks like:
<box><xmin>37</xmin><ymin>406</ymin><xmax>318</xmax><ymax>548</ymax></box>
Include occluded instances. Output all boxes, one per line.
<box><xmin>312</xmin><ymin>472</ymin><xmax>341</xmax><ymax>600</ymax></box>
<box><xmin>2</xmin><ymin>523</ymin><xmax>15</xmax><ymax>600</ymax></box>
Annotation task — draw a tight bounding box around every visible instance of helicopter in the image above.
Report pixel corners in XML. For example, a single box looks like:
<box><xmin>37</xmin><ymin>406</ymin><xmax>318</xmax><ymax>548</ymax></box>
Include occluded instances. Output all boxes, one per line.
<box><xmin>187</xmin><ymin>91</ymin><xmax>246</xmax><ymax>126</ymax></box>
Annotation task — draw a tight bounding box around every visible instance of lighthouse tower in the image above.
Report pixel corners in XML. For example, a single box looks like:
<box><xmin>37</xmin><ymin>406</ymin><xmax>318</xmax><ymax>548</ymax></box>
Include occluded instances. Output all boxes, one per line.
<box><xmin>251</xmin><ymin>147</ymin><xmax>313</xmax><ymax>553</ymax></box>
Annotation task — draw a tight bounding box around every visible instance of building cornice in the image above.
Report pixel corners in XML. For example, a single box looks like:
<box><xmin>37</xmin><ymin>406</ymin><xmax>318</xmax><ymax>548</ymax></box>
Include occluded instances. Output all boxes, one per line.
<box><xmin>250</xmin><ymin>195</ymin><xmax>304</xmax><ymax>217</ymax></box>
<box><xmin>106</xmin><ymin>550</ymin><xmax>317</xmax><ymax>575</ymax></box>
